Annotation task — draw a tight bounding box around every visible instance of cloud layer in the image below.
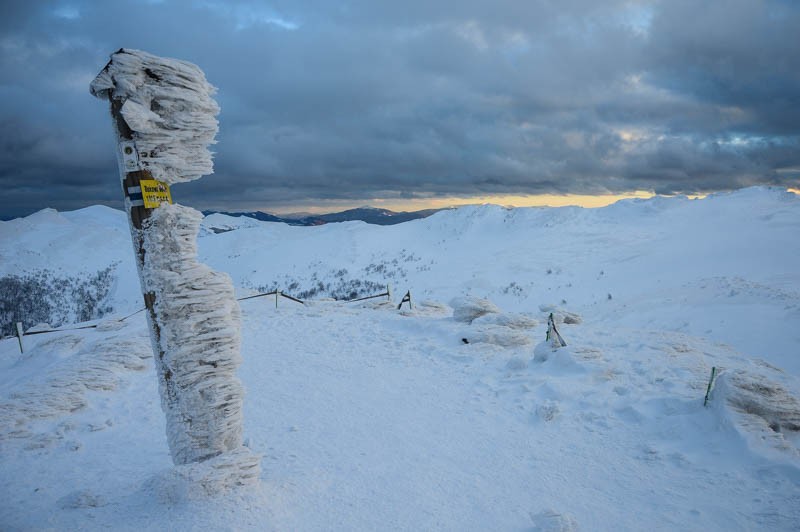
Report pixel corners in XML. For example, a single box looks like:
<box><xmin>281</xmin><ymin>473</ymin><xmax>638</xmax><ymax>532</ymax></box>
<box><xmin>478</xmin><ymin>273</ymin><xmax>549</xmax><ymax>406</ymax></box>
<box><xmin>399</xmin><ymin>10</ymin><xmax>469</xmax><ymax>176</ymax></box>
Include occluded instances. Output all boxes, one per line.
<box><xmin>1</xmin><ymin>0</ymin><xmax>798</xmax><ymax>217</ymax></box>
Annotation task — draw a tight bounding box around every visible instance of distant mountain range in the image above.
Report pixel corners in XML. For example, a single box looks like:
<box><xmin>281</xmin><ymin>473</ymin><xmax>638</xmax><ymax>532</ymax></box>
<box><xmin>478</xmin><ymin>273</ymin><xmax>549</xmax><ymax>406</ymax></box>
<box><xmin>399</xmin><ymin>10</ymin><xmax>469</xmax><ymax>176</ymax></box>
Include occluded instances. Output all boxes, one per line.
<box><xmin>201</xmin><ymin>206</ymin><xmax>446</xmax><ymax>226</ymax></box>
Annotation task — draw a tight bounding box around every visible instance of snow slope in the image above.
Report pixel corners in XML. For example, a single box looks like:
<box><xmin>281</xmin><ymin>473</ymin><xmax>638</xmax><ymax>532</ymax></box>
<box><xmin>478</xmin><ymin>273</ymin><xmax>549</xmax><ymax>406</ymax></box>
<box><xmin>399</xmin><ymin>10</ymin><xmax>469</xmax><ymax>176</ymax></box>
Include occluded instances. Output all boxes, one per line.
<box><xmin>1</xmin><ymin>186</ymin><xmax>799</xmax><ymax>530</ymax></box>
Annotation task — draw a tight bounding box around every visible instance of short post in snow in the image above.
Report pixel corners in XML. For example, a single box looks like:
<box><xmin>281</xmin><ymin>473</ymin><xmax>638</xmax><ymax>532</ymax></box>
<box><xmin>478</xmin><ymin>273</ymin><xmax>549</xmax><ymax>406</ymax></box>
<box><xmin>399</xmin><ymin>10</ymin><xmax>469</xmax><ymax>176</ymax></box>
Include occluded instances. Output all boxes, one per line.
<box><xmin>91</xmin><ymin>49</ymin><xmax>259</xmax><ymax>490</ymax></box>
<box><xmin>276</xmin><ymin>289</ymin><xmax>280</xmax><ymax>309</ymax></box>
<box><xmin>386</xmin><ymin>284</ymin><xmax>392</xmax><ymax>302</ymax></box>
<box><xmin>398</xmin><ymin>290</ymin><xmax>413</xmax><ymax>310</ymax></box>
<box><xmin>546</xmin><ymin>313</ymin><xmax>567</xmax><ymax>348</ymax></box>
<box><xmin>15</xmin><ymin>322</ymin><xmax>24</xmax><ymax>354</ymax></box>
<box><xmin>703</xmin><ymin>366</ymin><xmax>717</xmax><ymax>407</ymax></box>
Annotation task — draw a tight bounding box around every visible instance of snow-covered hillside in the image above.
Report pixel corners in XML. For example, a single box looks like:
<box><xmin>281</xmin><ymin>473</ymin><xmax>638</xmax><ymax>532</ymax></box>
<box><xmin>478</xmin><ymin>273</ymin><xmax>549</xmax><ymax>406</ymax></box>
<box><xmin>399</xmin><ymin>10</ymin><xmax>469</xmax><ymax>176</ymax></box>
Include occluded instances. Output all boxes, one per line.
<box><xmin>1</xmin><ymin>187</ymin><xmax>799</xmax><ymax>530</ymax></box>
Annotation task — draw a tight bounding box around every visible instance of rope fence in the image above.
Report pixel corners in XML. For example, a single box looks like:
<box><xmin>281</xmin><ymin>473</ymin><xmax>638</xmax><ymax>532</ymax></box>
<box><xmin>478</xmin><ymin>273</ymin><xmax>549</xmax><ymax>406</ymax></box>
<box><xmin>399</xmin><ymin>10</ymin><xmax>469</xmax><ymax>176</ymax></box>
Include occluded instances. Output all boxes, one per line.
<box><xmin>3</xmin><ymin>284</ymin><xmax>402</xmax><ymax>353</ymax></box>
<box><xmin>344</xmin><ymin>290</ymin><xmax>390</xmax><ymax>303</ymax></box>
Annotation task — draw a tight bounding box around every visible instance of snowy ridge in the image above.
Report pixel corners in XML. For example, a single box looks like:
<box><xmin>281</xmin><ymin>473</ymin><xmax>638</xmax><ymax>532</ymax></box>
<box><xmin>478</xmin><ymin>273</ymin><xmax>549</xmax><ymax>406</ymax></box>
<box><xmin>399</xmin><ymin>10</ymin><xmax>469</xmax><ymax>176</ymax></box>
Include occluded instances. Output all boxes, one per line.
<box><xmin>90</xmin><ymin>48</ymin><xmax>219</xmax><ymax>184</ymax></box>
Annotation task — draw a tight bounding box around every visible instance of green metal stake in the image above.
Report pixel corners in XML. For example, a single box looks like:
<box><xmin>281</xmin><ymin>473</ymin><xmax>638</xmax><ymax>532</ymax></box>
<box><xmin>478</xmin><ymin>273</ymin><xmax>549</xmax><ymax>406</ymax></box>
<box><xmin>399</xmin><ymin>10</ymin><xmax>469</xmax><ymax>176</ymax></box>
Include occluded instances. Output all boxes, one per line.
<box><xmin>703</xmin><ymin>366</ymin><xmax>717</xmax><ymax>407</ymax></box>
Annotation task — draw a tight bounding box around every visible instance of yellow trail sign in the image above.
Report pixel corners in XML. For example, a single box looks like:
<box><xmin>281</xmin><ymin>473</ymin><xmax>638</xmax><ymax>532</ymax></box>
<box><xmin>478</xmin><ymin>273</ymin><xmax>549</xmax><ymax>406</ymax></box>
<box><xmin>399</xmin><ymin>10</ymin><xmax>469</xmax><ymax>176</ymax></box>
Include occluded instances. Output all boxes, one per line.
<box><xmin>140</xmin><ymin>179</ymin><xmax>173</xmax><ymax>208</ymax></box>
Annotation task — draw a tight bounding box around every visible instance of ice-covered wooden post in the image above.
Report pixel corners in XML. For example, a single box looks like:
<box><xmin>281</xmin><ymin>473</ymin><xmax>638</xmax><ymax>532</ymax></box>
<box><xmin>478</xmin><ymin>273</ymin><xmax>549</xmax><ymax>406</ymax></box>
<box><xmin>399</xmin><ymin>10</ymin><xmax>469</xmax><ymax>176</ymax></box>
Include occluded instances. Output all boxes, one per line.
<box><xmin>90</xmin><ymin>49</ymin><xmax>259</xmax><ymax>490</ymax></box>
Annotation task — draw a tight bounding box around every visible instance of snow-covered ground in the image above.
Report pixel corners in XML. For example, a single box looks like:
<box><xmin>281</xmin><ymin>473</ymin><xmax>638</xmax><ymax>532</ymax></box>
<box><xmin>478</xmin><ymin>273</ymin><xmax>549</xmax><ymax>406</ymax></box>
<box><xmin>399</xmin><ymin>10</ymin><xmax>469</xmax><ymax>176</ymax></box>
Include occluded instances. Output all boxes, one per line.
<box><xmin>1</xmin><ymin>186</ymin><xmax>799</xmax><ymax>530</ymax></box>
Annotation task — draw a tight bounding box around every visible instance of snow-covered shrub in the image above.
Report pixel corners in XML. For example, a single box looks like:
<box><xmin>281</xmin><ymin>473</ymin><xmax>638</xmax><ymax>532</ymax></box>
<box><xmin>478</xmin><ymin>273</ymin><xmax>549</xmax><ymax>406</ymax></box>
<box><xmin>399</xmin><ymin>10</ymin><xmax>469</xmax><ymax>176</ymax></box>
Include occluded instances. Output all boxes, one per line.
<box><xmin>294</xmin><ymin>277</ymin><xmax>386</xmax><ymax>301</ymax></box>
<box><xmin>501</xmin><ymin>281</ymin><xmax>525</xmax><ymax>297</ymax></box>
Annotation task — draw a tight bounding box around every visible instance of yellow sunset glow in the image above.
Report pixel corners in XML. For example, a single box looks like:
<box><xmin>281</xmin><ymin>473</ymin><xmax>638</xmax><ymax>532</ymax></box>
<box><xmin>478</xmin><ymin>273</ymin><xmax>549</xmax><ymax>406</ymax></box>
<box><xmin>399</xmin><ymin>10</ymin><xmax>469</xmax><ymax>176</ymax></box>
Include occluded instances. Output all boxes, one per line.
<box><xmin>267</xmin><ymin>191</ymin><xmax>689</xmax><ymax>215</ymax></box>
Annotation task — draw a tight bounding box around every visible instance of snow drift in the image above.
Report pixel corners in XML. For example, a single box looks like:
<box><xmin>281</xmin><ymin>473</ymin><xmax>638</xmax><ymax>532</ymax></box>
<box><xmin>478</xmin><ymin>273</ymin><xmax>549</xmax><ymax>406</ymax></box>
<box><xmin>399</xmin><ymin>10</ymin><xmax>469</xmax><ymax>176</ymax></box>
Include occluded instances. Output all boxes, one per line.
<box><xmin>713</xmin><ymin>368</ymin><xmax>800</xmax><ymax>459</ymax></box>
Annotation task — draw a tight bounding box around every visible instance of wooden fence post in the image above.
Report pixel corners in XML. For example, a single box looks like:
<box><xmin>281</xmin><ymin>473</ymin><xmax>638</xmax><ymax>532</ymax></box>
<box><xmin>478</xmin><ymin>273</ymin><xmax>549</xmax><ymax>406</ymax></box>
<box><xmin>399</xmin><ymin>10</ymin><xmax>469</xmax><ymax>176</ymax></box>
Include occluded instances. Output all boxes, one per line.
<box><xmin>398</xmin><ymin>290</ymin><xmax>413</xmax><ymax>310</ymax></box>
<box><xmin>15</xmin><ymin>322</ymin><xmax>24</xmax><ymax>354</ymax></box>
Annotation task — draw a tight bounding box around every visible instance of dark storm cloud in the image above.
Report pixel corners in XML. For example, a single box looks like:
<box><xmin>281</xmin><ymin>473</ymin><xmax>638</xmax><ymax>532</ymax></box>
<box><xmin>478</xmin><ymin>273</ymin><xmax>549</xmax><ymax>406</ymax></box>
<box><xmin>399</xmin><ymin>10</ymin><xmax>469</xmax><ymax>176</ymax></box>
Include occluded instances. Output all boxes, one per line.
<box><xmin>0</xmin><ymin>0</ymin><xmax>798</xmax><ymax>217</ymax></box>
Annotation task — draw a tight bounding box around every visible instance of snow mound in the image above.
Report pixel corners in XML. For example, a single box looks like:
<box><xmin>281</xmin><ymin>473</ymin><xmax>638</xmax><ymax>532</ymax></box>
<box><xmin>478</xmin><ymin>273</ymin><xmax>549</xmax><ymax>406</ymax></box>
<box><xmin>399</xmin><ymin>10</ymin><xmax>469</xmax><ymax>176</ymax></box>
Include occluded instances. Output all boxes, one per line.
<box><xmin>145</xmin><ymin>447</ymin><xmax>261</xmax><ymax>501</ymax></box>
<box><xmin>58</xmin><ymin>490</ymin><xmax>107</xmax><ymax>509</ymax></box>
<box><xmin>451</xmin><ymin>296</ymin><xmax>501</xmax><ymax>323</ymax></box>
<box><xmin>416</xmin><ymin>300</ymin><xmax>451</xmax><ymax>316</ymax></box>
<box><xmin>539</xmin><ymin>305</ymin><xmax>582</xmax><ymax>325</ymax></box>
<box><xmin>90</xmin><ymin>48</ymin><xmax>219</xmax><ymax>184</ymax></box>
<box><xmin>714</xmin><ymin>369</ymin><xmax>800</xmax><ymax>457</ymax></box>
<box><xmin>529</xmin><ymin>509</ymin><xmax>579</xmax><ymax>531</ymax></box>
<box><xmin>532</xmin><ymin>342</ymin><xmax>582</xmax><ymax>372</ymax></box>
<box><xmin>456</xmin><ymin>299</ymin><xmax>537</xmax><ymax>347</ymax></box>
<box><xmin>473</xmin><ymin>312</ymin><xmax>538</xmax><ymax>329</ymax></box>
<box><xmin>468</xmin><ymin>326</ymin><xmax>533</xmax><ymax>347</ymax></box>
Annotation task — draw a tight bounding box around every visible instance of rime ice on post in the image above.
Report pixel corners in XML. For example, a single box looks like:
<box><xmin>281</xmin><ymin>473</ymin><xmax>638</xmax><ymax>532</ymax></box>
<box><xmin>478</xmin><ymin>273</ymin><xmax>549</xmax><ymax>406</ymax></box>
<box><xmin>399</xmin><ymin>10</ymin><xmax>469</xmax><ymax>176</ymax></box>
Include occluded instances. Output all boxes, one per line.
<box><xmin>91</xmin><ymin>49</ymin><xmax>259</xmax><ymax>490</ymax></box>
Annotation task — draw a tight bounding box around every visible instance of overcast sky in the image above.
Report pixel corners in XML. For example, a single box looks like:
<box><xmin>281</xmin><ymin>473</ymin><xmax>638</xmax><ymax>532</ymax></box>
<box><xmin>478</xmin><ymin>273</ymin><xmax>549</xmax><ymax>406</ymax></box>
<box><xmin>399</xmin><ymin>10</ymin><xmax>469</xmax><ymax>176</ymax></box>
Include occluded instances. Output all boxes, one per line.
<box><xmin>1</xmin><ymin>0</ymin><xmax>798</xmax><ymax>218</ymax></box>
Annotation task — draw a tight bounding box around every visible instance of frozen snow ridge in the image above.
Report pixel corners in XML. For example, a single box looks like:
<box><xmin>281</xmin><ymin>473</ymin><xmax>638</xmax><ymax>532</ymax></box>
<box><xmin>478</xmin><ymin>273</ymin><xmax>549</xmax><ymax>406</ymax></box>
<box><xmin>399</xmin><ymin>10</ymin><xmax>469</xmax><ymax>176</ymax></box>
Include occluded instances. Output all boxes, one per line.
<box><xmin>0</xmin><ymin>334</ymin><xmax>152</xmax><ymax>444</ymax></box>
<box><xmin>90</xmin><ymin>48</ymin><xmax>219</xmax><ymax>184</ymax></box>
<box><xmin>142</xmin><ymin>204</ymin><xmax>260</xmax><ymax>483</ymax></box>
<box><xmin>713</xmin><ymin>369</ymin><xmax>800</xmax><ymax>459</ymax></box>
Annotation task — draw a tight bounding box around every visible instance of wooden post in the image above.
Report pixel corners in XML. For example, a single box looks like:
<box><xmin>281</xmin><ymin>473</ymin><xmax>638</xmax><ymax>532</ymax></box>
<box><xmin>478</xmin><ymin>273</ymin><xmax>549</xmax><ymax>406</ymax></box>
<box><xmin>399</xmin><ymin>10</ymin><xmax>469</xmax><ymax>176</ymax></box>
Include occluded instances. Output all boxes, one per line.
<box><xmin>398</xmin><ymin>290</ymin><xmax>413</xmax><ymax>310</ymax></box>
<box><xmin>276</xmin><ymin>289</ymin><xmax>280</xmax><ymax>309</ymax></box>
<box><xmin>100</xmin><ymin>92</ymin><xmax>168</xmax><ymax>367</ymax></box>
<box><xmin>15</xmin><ymin>322</ymin><xmax>24</xmax><ymax>354</ymax></box>
<box><xmin>546</xmin><ymin>313</ymin><xmax>567</xmax><ymax>348</ymax></box>
<box><xmin>387</xmin><ymin>284</ymin><xmax>392</xmax><ymax>302</ymax></box>
<box><xmin>91</xmin><ymin>50</ymin><xmax>260</xmax><ymax>485</ymax></box>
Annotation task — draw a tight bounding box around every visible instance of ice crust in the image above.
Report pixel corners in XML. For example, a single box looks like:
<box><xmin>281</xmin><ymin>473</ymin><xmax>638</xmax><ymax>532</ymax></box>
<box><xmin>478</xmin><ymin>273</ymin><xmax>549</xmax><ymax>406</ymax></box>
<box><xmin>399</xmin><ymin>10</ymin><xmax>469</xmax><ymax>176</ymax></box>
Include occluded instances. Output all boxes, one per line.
<box><xmin>90</xmin><ymin>48</ymin><xmax>219</xmax><ymax>184</ymax></box>
<box><xmin>141</xmin><ymin>203</ymin><xmax>259</xmax><ymax>480</ymax></box>
<box><xmin>0</xmin><ymin>335</ymin><xmax>152</xmax><ymax>444</ymax></box>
